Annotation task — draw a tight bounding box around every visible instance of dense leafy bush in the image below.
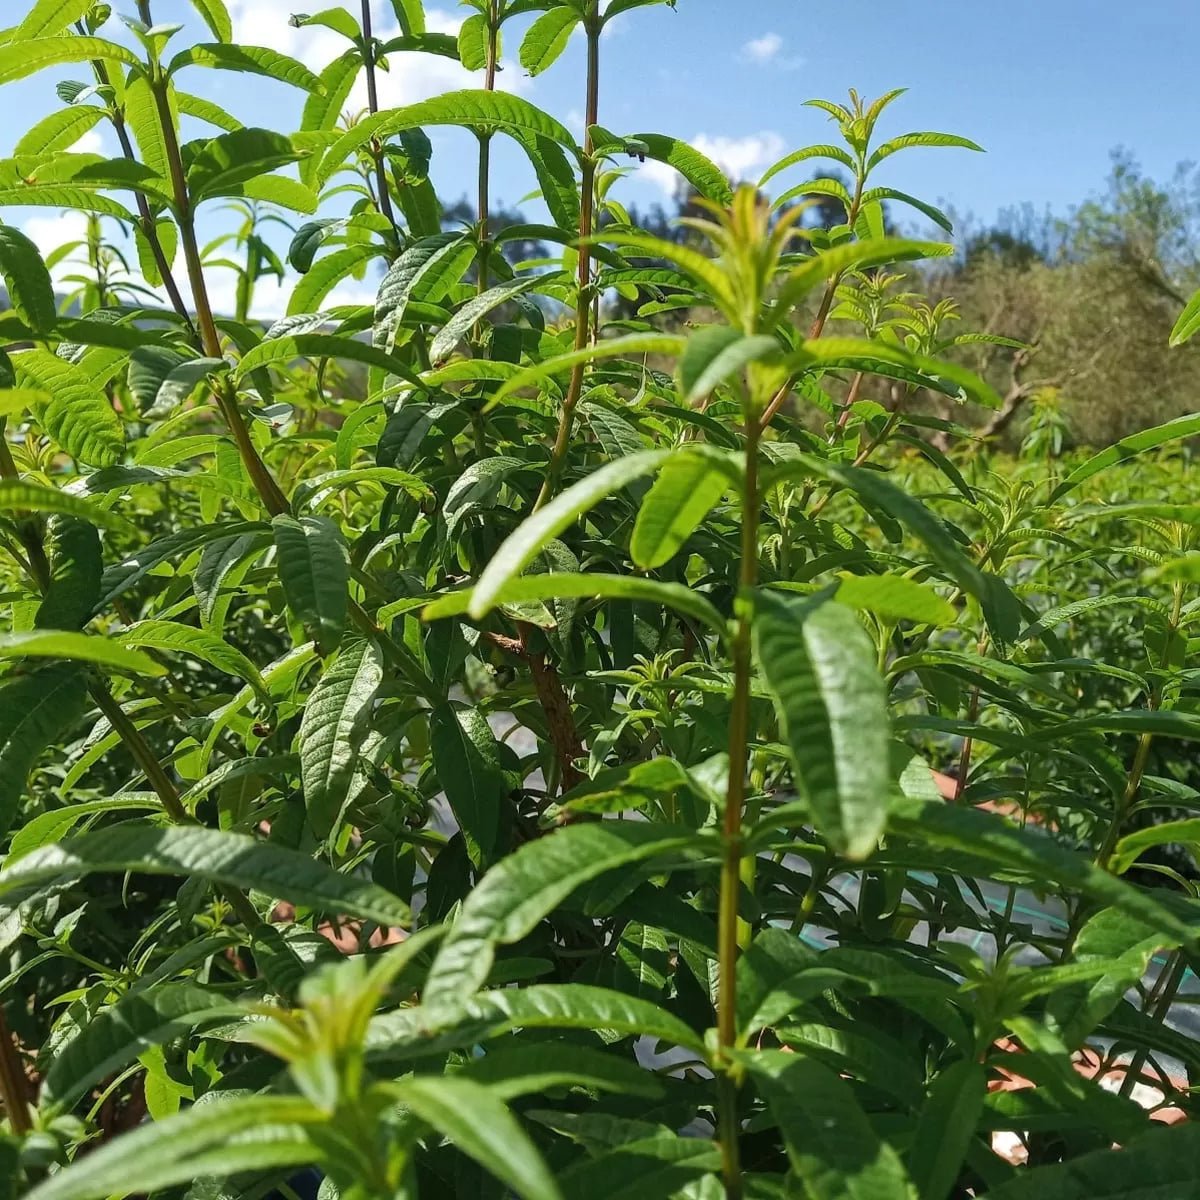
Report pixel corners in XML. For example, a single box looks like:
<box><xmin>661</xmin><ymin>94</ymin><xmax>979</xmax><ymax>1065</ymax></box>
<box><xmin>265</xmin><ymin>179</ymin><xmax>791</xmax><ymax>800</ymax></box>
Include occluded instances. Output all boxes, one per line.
<box><xmin>3</xmin><ymin>2</ymin><xmax>1200</xmax><ymax>1197</ymax></box>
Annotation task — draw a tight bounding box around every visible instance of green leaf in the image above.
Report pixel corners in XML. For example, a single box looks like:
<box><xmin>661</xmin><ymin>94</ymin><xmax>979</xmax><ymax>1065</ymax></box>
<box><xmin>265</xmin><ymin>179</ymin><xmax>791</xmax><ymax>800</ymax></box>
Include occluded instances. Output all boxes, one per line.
<box><xmin>866</xmin><ymin>131</ymin><xmax>984</xmax><ymax>171</ymax></box>
<box><xmin>1111</xmin><ymin>819</ymin><xmax>1200</xmax><ymax>875</ymax></box>
<box><xmin>460</xmin><ymin>1040</ymin><xmax>663</xmax><ymax>1099</ymax></box>
<box><xmin>758</xmin><ymin>143</ymin><xmax>857</xmax><ymax>187</ymax></box>
<box><xmin>186</xmin><ymin>127</ymin><xmax>302</xmax><ymax>202</ymax></box>
<box><xmin>302</xmin><ymin>48</ymin><xmax>360</xmax><ymax>149</ymax></box>
<box><xmin>885</xmin><ymin>800</ymin><xmax>1196</xmax><ymax>942</ymax></box>
<box><xmin>1051</xmin><ymin>413</ymin><xmax>1200</xmax><ymax>500</ymax></box>
<box><xmin>23</xmin><ymin>1095</ymin><xmax>323</xmax><ymax>1200</ymax></box>
<box><xmin>41</xmin><ymin>983</ymin><xmax>246</xmax><ymax>1115</ymax></box>
<box><xmin>13</xmin><ymin>348</ymin><xmax>125</xmax><ymax>466</ymax></box>
<box><xmin>0</xmin><ymin>630</ymin><xmax>165</xmax><ymax>676</ymax></box>
<box><xmin>593</xmin><ymin>127</ymin><xmax>733</xmax><ymax>206</ymax></box>
<box><xmin>272</xmin><ymin>514</ymin><xmax>349</xmax><ymax>656</ymax></box>
<box><xmin>457</xmin><ymin>12</ymin><xmax>488</xmax><ymax>70</ymax></box>
<box><xmin>741</xmin><ymin>1051</ymin><xmax>916</xmax><ymax>1199</ymax></box>
<box><xmin>0</xmin><ymin>479</ymin><xmax>128</xmax><ymax>530</ymax></box>
<box><xmin>35</xmin><ymin>516</ymin><xmax>102</xmax><ymax>631</ymax></box>
<box><xmin>0</xmin><ymin>225</ymin><xmax>56</xmax><ymax>334</ymax></box>
<box><xmin>168</xmin><ymin>43</ymin><xmax>323</xmax><ymax>93</ymax></box>
<box><xmin>831</xmin><ymin>573</ymin><xmax>956</xmax><ymax>626</ymax></box>
<box><xmin>430</xmin><ymin>703</ymin><xmax>505</xmax><ymax>865</ymax></box>
<box><xmin>13</xmin><ymin>0</ymin><xmax>96</xmax><ymax>39</ymax></box>
<box><xmin>119</xmin><ymin>620</ymin><xmax>268</xmax><ymax>695</ymax></box>
<box><xmin>317</xmin><ymin>90</ymin><xmax>578</xmax><ymax>189</ymax></box>
<box><xmin>631</xmin><ymin>449</ymin><xmax>731</xmax><ymax>569</ymax></box>
<box><xmin>468</xmin><ymin>450</ymin><xmax>673</xmax><ymax>618</ymax></box>
<box><xmin>0</xmin><ymin>665</ymin><xmax>88</xmax><ymax>839</ymax></box>
<box><xmin>753</xmin><ymin>591</ymin><xmax>890</xmax><ymax>859</ymax></box>
<box><xmin>1170</xmin><ymin>288</ymin><xmax>1200</xmax><ymax>346</ymax></box>
<box><xmin>300</xmin><ymin>638</ymin><xmax>384</xmax><ymax>839</ymax></box>
<box><xmin>984</xmin><ymin>1123</ymin><xmax>1200</xmax><ymax>1199</ymax></box>
<box><xmin>188</xmin><ymin>0</ymin><xmax>233</xmax><ymax>42</ymax></box>
<box><xmin>486</xmin><ymin>333</ymin><xmax>685</xmax><ymax>409</ymax></box>
<box><xmin>14</xmin><ymin>105</ymin><xmax>104</xmax><ymax>157</ymax></box>
<box><xmin>0</xmin><ymin>825</ymin><xmax>411</xmax><ymax>926</ymax></box>
<box><xmin>427</xmin><ymin>572</ymin><xmax>727</xmax><ymax>637</ymax></box>
<box><xmin>429</xmin><ymin>274</ymin><xmax>553</xmax><ymax>363</ymax></box>
<box><xmin>0</xmin><ymin>36</ymin><xmax>138</xmax><ymax>85</ymax></box>
<box><xmin>423</xmin><ymin>821</ymin><xmax>703</xmax><ymax>1004</ymax></box>
<box><xmin>374</xmin><ymin>232</ymin><xmax>476</xmax><ymax>351</ymax></box>
<box><xmin>391</xmin><ymin>0</ymin><xmax>426</xmax><ymax>35</ymax></box>
<box><xmin>368</xmin><ymin>982</ymin><xmax>705</xmax><ymax>1056</ymax></box>
<box><xmin>557</xmin><ymin>1137</ymin><xmax>722</xmax><ymax>1200</ymax></box>
<box><xmin>385</xmin><ymin>1076</ymin><xmax>562</xmax><ymax>1200</ymax></box>
<box><xmin>861</xmin><ymin>187</ymin><xmax>953</xmax><ymax>232</ymax></box>
<box><xmin>288</xmin><ymin>244</ymin><xmax>383</xmax><ymax>314</ymax></box>
<box><xmin>676</xmin><ymin>327</ymin><xmax>782</xmax><ymax>405</ymax></box>
<box><xmin>235</xmin><ymin>333</ymin><xmax>420</xmax><ymax>387</ymax></box>
<box><xmin>519</xmin><ymin>7</ymin><xmax>579</xmax><ymax>75</ymax></box>
<box><xmin>907</xmin><ymin>1059</ymin><xmax>986</xmax><ymax>1200</ymax></box>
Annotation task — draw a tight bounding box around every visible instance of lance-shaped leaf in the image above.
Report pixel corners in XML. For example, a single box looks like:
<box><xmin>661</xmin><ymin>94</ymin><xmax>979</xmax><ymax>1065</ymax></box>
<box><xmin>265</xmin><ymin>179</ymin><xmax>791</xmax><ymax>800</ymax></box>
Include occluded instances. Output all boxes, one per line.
<box><xmin>1050</xmin><ymin>412</ymin><xmax>1200</xmax><ymax>500</ymax></box>
<box><xmin>0</xmin><ymin>479</ymin><xmax>128</xmax><ymax>530</ymax></box>
<box><xmin>236</xmin><ymin>333</ymin><xmax>421</xmax><ymax>387</ymax></box>
<box><xmin>188</xmin><ymin>0</ymin><xmax>234</xmax><ymax>42</ymax></box>
<box><xmin>0</xmin><ymin>665</ymin><xmax>87</xmax><ymax>838</ymax></box>
<box><xmin>907</xmin><ymin>1059</ymin><xmax>986</xmax><ymax>1200</ymax></box>
<box><xmin>468</xmin><ymin>450</ymin><xmax>673</xmax><ymax>618</ymax></box>
<box><xmin>631</xmin><ymin>448</ymin><xmax>733</xmax><ymax>570</ymax></box>
<box><xmin>41</xmin><ymin>983</ymin><xmax>247</xmax><ymax>1115</ymax></box>
<box><xmin>556</xmin><ymin>1137</ymin><xmax>722</xmax><ymax>1200</ymax></box>
<box><xmin>382</xmin><ymin>1076</ymin><xmax>562</xmax><ymax>1200</ymax></box>
<box><xmin>186</xmin><ymin>127</ymin><xmax>302</xmax><ymax>203</ymax></box>
<box><xmin>168</xmin><ymin>43</ymin><xmax>322</xmax><ymax>92</ymax></box>
<box><xmin>119</xmin><ymin>620</ymin><xmax>268</xmax><ymax>696</ymax></box>
<box><xmin>423</xmin><ymin>822</ymin><xmax>705</xmax><ymax>1004</ymax></box>
<box><xmin>1170</xmin><ymin>288</ymin><xmax>1200</xmax><ymax>347</ymax></box>
<box><xmin>753</xmin><ymin>590</ymin><xmax>890</xmax><ymax>859</ymax></box>
<box><xmin>676</xmin><ymin>326</ymin><xmax>783</xmax><ymax>405</ymax></box>
<box><xmin>0</xmin><ymin>224</ymin><xmax>56</xmax><ymax>334</ymax></box>
<box><xmin>367</xmin><ymin>982</ymin><xmax>705</xmax><ymax>1057</ymax></box>
<box><xmin>13</xmin><ymin>0</ymin><xmax>98</xmax><ymax>40</ymax></box>
<box><xmin>519</xmin><ymin>7</ymin><xmax>580</xmax><ymax>75</ymax></box>
<box><xmin>272</xmin><ymin>514</ymin><xmax>349</xmax><ymax>656</ymax></box>
<box><xmin>430</xmin><ymin>703</ymin><xmax>505</xmax><ymax>865</ymax></box>
<box><xmin>374</xmin><ymin>232</ymin><xmax>477</xmax><ymax>350</ymax></box>
<box><xmin>0</xmin><ymin>630</ymin><xmax>165</xmax><ymax>676</ymax></box>
<box><xmin>0</xmin><ymin>825</ymin><xmax>412</xmax><ymax>926</ymax></box>
<box><xmin>300</xmin><ymin>638</ymin><xmax>384</xmax><ymax>838</ymax></box>
<box><xmin>592</xmin><ymin>126</ymin><xmax>733</xmax><ymax>205</ymax></box>
<box><xmin>23</xmin><ymin>1095</ymin><xmax>324</xmax><ymax>1200</ymax></box>
<box><xmin>0</xmin><ymin>36</ymin><xmax>139</xmax><ymax>85</ymax></box>
<box><xmin>739</xmin><ymin>1051</ymin><xmax>916</xmax><ymax>1200</ymax></box>
<box><xmin>35</xmin><ymin>516</ymin><xmax>101</xmax><ymax>631</ymax></box>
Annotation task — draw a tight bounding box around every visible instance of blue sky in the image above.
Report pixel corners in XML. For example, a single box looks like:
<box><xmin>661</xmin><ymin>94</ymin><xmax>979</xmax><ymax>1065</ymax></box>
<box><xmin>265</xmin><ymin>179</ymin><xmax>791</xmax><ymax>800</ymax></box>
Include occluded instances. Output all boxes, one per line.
<box><xmin>1</xmin><ymin>0</ymin><xmax>1196</xmax><ymax>315</ymax></box>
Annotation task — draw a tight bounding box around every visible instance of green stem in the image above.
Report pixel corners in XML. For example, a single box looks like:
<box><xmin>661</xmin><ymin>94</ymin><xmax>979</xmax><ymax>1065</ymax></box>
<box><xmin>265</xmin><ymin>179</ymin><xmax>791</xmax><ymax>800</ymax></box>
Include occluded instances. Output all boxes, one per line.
<box><xmin>534</xmin><ymin>5</ymin><xmax>600</xmax><ymax>511</ymax></box>
<box><xmin>149</xmin><ymin>71</ymin><xmax>290</xmax><ymax>518</ymax></box>
<box><xmin>360</xmin><ymin>0</ymin><xmax>399</xmax><ymax>240</ymax></box>
<box><xmin>715</xmin><ymin>412</ymin><xmax>760</xmax><ymax>1200</ymax></box>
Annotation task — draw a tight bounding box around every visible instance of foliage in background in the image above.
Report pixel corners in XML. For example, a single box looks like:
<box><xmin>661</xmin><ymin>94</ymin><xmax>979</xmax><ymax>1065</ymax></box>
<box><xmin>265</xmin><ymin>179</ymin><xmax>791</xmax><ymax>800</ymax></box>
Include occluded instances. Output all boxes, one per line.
<box><xmin>1</xmin><ymin>2</ymin><xmax>1200</xmax><ymax>1198</ymax></box>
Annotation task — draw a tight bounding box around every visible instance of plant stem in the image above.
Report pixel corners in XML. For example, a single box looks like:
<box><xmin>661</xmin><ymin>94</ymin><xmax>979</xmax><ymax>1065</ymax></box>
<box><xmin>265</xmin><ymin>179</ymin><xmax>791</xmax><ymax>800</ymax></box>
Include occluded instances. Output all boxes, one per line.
<box><xmin>149</xmin><ymin>72</ymin><xmax>290</xmax><ymax>518</ymax></box>
<box><xmin>360</xmin><ymin>0</ymin><xmax>398</xmax><ymax>238</ymax></box>
<box><xmin>0</xmin><ymin>1007</ymin><xmax>30</xmax><ymax>1136</ymax></box>
<box><xmin>80</xmin><ymin>46</ymin><xmax>194</xmax><ymax>336</ymax></box>
<box><xmin>534</xmin><ymin>5</ymin><xmax>600</xmax><ymax>511</ymax></box>
<box><xmin>715</xmin><ymin>410</ymin><xmax>761</xmax><ymax>1200</ymax></box>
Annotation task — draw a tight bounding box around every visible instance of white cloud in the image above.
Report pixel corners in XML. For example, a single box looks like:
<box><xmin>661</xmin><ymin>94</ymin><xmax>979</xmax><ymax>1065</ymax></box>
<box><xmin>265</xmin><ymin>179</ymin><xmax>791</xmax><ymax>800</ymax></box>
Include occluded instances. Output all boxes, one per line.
<box><xmin>69</xmin><ymin>128</ymin><xmax>105</xmax><ymax>155</ymax></box>
<box><xmin>741</xmin><ymin>33</ymin><xmax>782</xmax><ymax>63</ymax></box>
<box><xmin>739</xmin><ymin>32</ymin><xmax>803</xmax><ymax>70</ymax></box>
<box><xmin>640</xmin><ymin>131</ymin><xmax>787</xmax><ymax>197</ymax></box>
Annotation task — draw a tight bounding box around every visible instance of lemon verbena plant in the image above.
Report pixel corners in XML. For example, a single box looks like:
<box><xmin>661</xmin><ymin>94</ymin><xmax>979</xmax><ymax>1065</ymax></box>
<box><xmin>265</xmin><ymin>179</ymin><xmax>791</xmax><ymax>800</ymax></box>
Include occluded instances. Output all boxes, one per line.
<box><xmin>3</xmin><ymin>2</ymin><xmax>1200</xmax><ymax>1198</ymax></box>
